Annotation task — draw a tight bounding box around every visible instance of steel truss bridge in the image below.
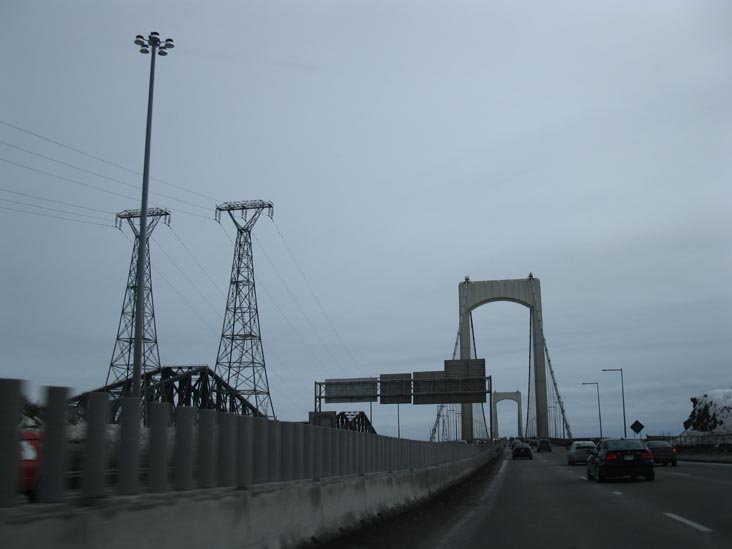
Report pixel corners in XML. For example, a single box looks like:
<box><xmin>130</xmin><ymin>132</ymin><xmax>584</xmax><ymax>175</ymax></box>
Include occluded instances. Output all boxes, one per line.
<box><xmin>69</xmin><ymin>365</ymin><xmax>264</xmax><ymax>422</ymax></box>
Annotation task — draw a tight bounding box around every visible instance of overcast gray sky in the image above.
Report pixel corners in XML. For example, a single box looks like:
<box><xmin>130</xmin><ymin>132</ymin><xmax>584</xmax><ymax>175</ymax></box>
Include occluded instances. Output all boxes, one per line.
<box><xmin>1</xmin><ymin>0</ymin><xmax>730</xmax><ymax>439</ymax></box>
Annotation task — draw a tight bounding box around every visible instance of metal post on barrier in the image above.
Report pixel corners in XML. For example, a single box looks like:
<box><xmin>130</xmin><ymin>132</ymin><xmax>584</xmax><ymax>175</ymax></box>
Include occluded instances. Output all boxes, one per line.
<box><xmin>218</xmin><ymin>413</ymin><xmax>236</xmax><ymax>487</ymax></box>
<box><xmin>235</xmin><ymin>415</ymin><xmax>254</xmax><ymax>488</ymax></box>
<box><xmin>118</xmin><ymin>396</ymin><xmax>141</xmax><ymax>495</ymax></box>
<box><xmin>83</xmin><ymin>392</ymin><xmax>109</xmax><ymax>499</ymax></box>
<box><xmin>268</xmin><ymin>420</ymin><xmax>282</xmax><ymax>482</ymax></box>
<box><xmin>357</xmin><ymin>432</ymin><xmax>365</xmax><ymax>475</ymax></box>
<box><xmin>39</xmin><ymin>386</ymin><xmax>70</xmax><ymax>502</ymax></box>
<box><xmin>303</xmin><ymin>423</ymin><xmax>313</xmax><ymax>481</ymax></box>
<box><xmin>148</xmin><ymin>402</ymin><xmax>170</xmax><ymax>493</ymax></box>
<box><xmin>332</xmin><ymin>428</ymin><xmax>341</xmax><ymax>477</ymax></box>
<box><xmin>294</xmin><ymin>423</ymin><xmax>305</xmax><ymax>480</ymax></box>
<box><xmin>282</xmin><ymin>422</ymin><xmax>295</xmax><ymax>481</ymax></box>
<box><xmin>312</xmin><ymin>427</ymin><xmax>322</xmax><ymax>481</ymax></box>
<box><xmin>253</xmin><ymin>417</ymin><xmax>269</xmax><ymax>484</ymax></box>
<box><xmin>323</xmin><ymin>427</ymin><xmax>333</xmax><ymax>478</ymax></box>
<box><xmin>0</xmin><ymin>379</ymin><xmax>22</xmax><ymax>507</ymax></box>
<box><xmin>197</xmin><ymin>409</ymin><xmax>218</xmax><ymax>488</ymax></box>
<box><xmin>174</xmin><ymin>406</ymin><xmax>195</xmax><ymax>490</ymax></box>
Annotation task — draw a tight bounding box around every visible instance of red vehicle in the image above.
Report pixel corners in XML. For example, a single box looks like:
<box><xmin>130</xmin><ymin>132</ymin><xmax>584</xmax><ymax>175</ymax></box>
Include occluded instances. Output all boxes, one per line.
<box><xmin>18</xmin><ymin>430</ymin><xmax>42</xmax><ymax>498</ymax></box>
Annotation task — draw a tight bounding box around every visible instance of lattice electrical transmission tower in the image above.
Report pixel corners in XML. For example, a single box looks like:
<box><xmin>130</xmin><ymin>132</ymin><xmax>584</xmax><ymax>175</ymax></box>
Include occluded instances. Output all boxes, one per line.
<box><xmin>106</xmin><ymin>208</ymin><xmax>170</xmax><ymax>395</ymax></box>
<box><xmin>214</xmin><ymin>200</ymin><xmax>275</xmax><ymax>418</ymax></box>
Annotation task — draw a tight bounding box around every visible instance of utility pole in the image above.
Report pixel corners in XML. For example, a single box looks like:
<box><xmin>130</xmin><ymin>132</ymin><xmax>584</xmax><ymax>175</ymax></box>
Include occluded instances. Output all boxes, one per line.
<box><xmin>131</xmin><ymin>32</ymin><xmax>174</xmax><ymax>398</ymax></box>
<box><xmin>603</xmin><ymin>368</ymin><xmax>627</xmax><ymax>438</ymax></box>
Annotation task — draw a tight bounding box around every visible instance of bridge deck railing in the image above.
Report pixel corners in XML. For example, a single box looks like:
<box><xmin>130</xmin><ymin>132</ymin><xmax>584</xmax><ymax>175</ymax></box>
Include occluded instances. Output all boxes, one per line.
<box><xmin>0</xmin><ymin>379</ymin><xmax>489</xmax><ymax>507</ymax></box>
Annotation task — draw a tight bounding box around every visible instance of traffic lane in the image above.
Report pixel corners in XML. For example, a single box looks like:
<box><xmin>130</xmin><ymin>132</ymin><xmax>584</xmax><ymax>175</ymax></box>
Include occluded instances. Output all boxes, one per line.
<box><xmin>438</xmin><ymin>448</ymin><xmax>728</xmax><ymax>549</ymax></box>
<box><xmin>554</xmin><ymin>449</ymin><xmax>732</xmax><ymax>543</ymax></box>
<box><xmin>605</xmin><ymin>459</ymin><xmax>732</xmax><ymax>537</ymax></box>
<box><xmin>659</xmin><ymin>460</ymin><xmax>732</xmax><ymax>486</ymax></box>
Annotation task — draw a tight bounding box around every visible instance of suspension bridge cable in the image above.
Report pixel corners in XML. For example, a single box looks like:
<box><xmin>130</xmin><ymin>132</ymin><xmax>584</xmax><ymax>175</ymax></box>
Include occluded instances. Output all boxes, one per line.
<box><xmin>0</xmin><ymin>204</ymin><xmax>115</xmax><ymax>228</ymax></box>
<box><xmin>271</xmin><ymin>219</ymin><xmax>362</xmax><ymax>370</ymax></box>
<box><xmin>0</xmin><ymin>119</ymin><xmax>220</xmax><ymax>202</ymax></box>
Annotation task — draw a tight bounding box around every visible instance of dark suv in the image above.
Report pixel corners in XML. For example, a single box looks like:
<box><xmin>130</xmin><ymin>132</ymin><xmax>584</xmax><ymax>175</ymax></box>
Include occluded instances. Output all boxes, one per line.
<box><xmin>537</xmin><ymin>439</ymin><xmax>552</xmax><ymax>452</ymax></box>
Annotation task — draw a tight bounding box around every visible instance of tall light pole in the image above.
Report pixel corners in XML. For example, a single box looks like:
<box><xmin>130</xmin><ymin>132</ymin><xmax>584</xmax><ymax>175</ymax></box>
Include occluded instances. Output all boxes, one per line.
<box><xmin>131</xmin><ymin>32</ymin><xmax>174</xmax><ymax>398</ymax></box>
<box><xmin>602</xmin><ymin>368</ymin><xmax>627</xmax><ymax>438</ymax></box>
<box><xmin>582</xmin><ymin>382</ymin><xmax>603</xmax><ymax>439</ymax></box>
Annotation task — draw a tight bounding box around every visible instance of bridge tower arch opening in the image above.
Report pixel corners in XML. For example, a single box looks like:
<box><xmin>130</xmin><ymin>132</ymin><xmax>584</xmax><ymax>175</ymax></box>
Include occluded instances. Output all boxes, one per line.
<box><xmin>459</xmin><ymin>276</ymin><xmax>549</xmax><ymax>440</ymax></box>
<box><xmin>492</xmin><ymin>391</ymin><xmax>523</xmax><ymax>439</ymax></box>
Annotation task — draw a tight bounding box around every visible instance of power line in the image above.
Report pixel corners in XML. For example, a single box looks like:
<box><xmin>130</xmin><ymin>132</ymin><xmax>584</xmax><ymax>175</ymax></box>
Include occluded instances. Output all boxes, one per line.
<box><xmin>0</xmin><ymin>156</ymin><xmax>138</xmax><ymax>201</ymax></box>
<box><xmin>0</xmin><ymin>141</ymin><xmax>211</xmax><ymax>211</ymax></box>
<box><xmin>0</xmin><ymin>119</ymin><xmax>220</xmax><ymax>202</ymax></box>
<box><xmin>0</xmin><ymin>197</ymin><xmax>111</xmax><ymax>222</ymax></box>
<box><xmin>0</xmin><ymin>204</ymin><xmax>114</xmax><ymax>228</ymax></box>
<box><xmin>151</xmin><ymin>237</ymin><xmax>222</xmax><ymax>320</ymax></box>
<box><xmin>169</xmin><ymin>226</ymin><xmax>227</xmax><ymax>298</ymax></box>
<box><xmin>252</xmin><ymin>232</ymin><xmax>352</xmax><ymax>378</ymax></box>
<box><xmin>217</xmin><ymin>222</ymin><xmax>341</xmax><ymax>380</ymax></box>
<box><xmin>271</xmin><ymin>219</ymin><xmax>362</xmax><ymax>372</ymax></box>
<box><xmin>0</xmin><ymin>186</ymin><xmax>115</xmax><ymax>215</ymax></box>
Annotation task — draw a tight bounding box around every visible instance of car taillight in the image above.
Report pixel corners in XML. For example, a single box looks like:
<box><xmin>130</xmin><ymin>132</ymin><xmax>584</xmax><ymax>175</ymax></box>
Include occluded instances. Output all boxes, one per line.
<box><xmin>672</xmin><ymin>447</ymin><xmax>677</xmax><ymax>454</ymax></box>
<box><xmin>603</xmin><ymin>453</ymin><xmax>618</xmax><ymax>461</ymax></box>
<box><xmin>640</xmin><ymin>451</ymin><xmax>652</xmax><ymax>460</ymax></box>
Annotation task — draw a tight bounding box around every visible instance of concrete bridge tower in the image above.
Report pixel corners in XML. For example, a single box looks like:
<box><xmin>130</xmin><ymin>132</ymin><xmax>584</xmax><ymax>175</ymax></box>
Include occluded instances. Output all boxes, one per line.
<box><xmin>459</xmin><ymin>276</ymin><xmax>549</xmax><ymax>440</ymax></box>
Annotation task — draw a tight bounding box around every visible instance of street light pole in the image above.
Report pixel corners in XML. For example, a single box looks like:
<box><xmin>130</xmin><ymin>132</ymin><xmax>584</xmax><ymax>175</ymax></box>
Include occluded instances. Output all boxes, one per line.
<box><xmin>131</xmin><ymin>32</ymin><xmax>174</xmax><ymax>398</ymax></box>
<box><xmin>602</xmin><ymin>368</ymin><xmax>627</xmax><ymax>438</ymax></box>
<box><xmin>582</xmin><ymin>382</ymin><xmax>603</xmax><ymax>439</ymax></box>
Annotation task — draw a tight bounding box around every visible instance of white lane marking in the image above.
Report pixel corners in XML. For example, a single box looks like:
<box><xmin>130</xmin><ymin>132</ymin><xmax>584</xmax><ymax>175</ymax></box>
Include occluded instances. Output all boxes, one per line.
<box><xmin>664</xmin><ymin>513</ymin><xmax>713</xmax><ymax>533</ymax></box>
<box><xmin>671</xmin><ymin>472</ymin><xmax>691</xmax><ymax>477</ymax></box>
<box><xmin>580</xmin><ymin>476</ymin><xmax>587</xmax><ymax>480</ymax></box>
<box><xmin>613</xmin><ymin>491</ymin><xmax>623</xmax><ymax>495</ymax></box>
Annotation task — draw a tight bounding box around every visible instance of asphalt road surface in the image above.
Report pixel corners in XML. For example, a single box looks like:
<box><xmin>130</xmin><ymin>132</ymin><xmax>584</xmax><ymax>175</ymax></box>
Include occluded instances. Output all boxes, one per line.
<box><xmin>312</xmin><ymin>447</ymin><xmax>732</xmax><ymax>549</ymax></box>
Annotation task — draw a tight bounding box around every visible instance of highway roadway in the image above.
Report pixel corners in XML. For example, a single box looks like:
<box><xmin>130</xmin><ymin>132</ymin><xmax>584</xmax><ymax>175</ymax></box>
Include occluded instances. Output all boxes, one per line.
<box><xmin>314</xmin><ymin>446</ymin><xmax>732</xmax><ymax>548</ymax></box>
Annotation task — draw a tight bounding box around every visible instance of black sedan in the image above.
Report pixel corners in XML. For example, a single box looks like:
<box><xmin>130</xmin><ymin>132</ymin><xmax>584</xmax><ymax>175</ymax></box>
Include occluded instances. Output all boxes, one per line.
<box><xmin>587</xmin><ymin>439</ymin><xmax>654</xmax><ymax>482</ymax></box>
<box><xmin>512</xmin><ymin>442</ymin><xmax>533</xmax><ymax>460</ymax></box>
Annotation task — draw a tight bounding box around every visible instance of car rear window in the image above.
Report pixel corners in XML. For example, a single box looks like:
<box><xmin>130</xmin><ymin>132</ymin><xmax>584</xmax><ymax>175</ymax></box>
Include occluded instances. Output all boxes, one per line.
<box><xmin>576</xmin><ymin>442</ymin><xmax>595</xmax><ymax>448</ymax></box>
<box><xmin>646</xmin><ymin>441</ymin><xmax>671</xmax><ymax>448</ymax></box>
<box><xmin>605</xmin><ymin>440</ymin><xmax>646</xmax><ymax>450</ymax></box>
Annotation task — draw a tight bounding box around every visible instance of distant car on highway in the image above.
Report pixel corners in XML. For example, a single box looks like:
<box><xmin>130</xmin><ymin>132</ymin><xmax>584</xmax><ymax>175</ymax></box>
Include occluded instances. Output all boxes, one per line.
<box><xmin>587</xmin><ymin>439</ymin><xmax>654</xmax><ymax>482</ymax></box>
<box><xmin>567</xmin><ymin>441</ymin><xmax>595</xmax><ymax>465</ymax></box>
<box><xmin>528</xmin><ymin>439</ymin><xmax>538</xmax><ymax>448</ymax></box>
<box><xmin>512</xmin><ymin>442</ymin><xmax>533</xmax><ymax>460</ymax></box>
<box><xmin>536</xmin><ymin>439</ymin><xmax>552</xmax><ymax>452</ymax></box>
<box><xmin>645</xmin><ymin>440</ymin><xmax>678</xmax><ymax>466</ymax></box>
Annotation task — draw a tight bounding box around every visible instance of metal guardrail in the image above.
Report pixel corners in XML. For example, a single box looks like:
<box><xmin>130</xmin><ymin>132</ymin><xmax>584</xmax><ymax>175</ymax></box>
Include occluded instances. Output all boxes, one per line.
<box><xmin>0</xmin><ymin>378</ymin><xmax>491</xmax><ymax>508</ymax></box>
<box><xmin>647</xmin><ymin>433</ymin><xmax>732</xmax><ymax>449</ymax></box>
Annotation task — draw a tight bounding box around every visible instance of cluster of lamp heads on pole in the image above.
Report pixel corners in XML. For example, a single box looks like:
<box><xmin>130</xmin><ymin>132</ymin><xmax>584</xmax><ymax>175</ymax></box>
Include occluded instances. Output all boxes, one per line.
<box><xmin>135</xmin><ymin>32</ymin><xmax>174</xmax><ymax>56</ymax></box>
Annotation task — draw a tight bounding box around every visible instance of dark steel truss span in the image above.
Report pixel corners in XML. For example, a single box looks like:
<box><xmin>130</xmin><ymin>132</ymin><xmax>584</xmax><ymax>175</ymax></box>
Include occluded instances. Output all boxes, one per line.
<box><xmin>336</xmin><ymin>411</ymin><xmax>377</xmax><ymax>434</ymax></box>
<box><xmin>71</xmin><ymin>365</ymin><xmax>263</xmax><ymax>422</ymax></box>
<box><xmin>106</xmin><ymin>209</ymin><xmax>171</xmax><ymax>392</ymax></box>
<box><xmin>214</xmin><ymin>201</ymin><xmax>275</xmax><ymax>418</ymax></box>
